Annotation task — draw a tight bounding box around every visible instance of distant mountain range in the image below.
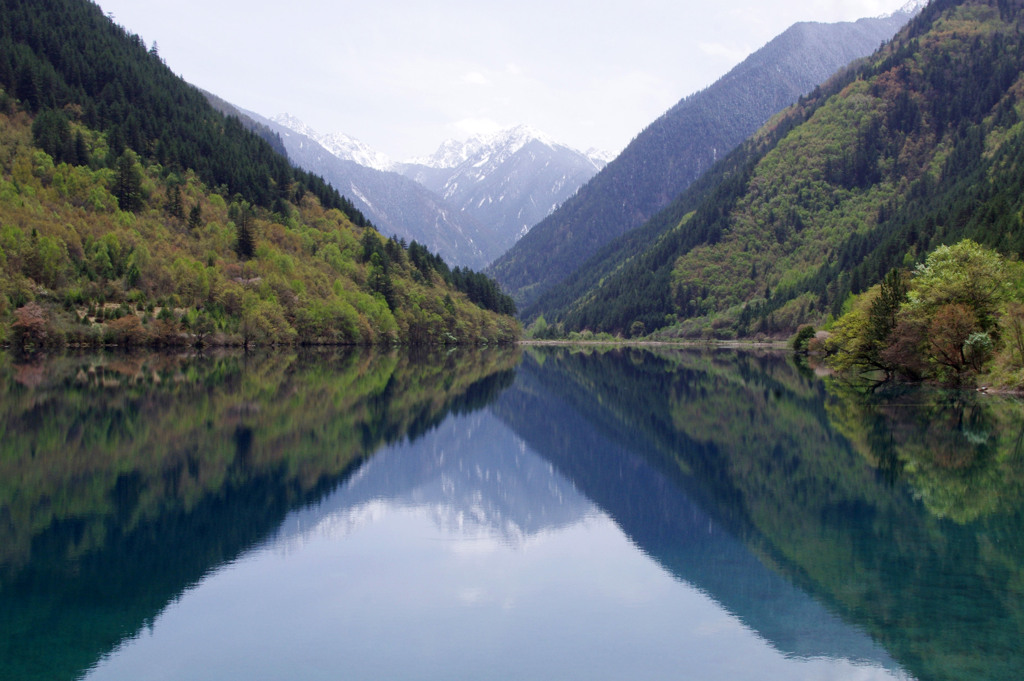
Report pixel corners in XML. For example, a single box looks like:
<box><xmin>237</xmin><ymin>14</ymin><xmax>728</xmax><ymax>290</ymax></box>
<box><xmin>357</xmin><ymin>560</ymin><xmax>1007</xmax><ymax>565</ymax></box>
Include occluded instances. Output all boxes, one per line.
<box><xmin>396</xmin><ymin>126</ymin><xmax>607</xmax><ymax>262</ymax></box>
<box><xmin>257</xmin><ymin>117</ymin><xmax>606</xmax><ymax>268</ymax></box>
<box><xmin>217</xmin><ymin>4</ymin><xmax>918</xmax><ymax>285</ymax></box>
<box><xmin>220</xmin><ymin>107</ymin><xmax>493</xmax><ymax>269</ymax></box>
<box><xmin>272</xmin><ymin>113</ymin><xmax>394</xmax><ymax>172</ymax></box>
<box><xmin>488</xmin><ymin>4</ymin><xmax>922</xmax><ymax>309</ymax></box>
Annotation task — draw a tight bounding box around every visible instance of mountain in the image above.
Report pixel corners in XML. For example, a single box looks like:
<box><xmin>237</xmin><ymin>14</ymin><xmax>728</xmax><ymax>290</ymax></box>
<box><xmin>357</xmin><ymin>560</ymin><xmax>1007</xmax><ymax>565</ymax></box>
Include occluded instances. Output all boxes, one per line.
<box><xmin>397</xmin><ymin>125</ymin><xmax>607</xmax><ymax>264</ymax></box>
<box><xmin>488</xmin><ymin>6</ymin><xmax>920</xmax><ymax>309</ymax></box>
<box><xmin>237</xmin><ymin>111</ymin><xmax>492</xmax><ymax>270</ymax></box>
<box><xmin>529</xmin><ymin>0</ymin><xmax>1024</xmax><ymax>341</ymax></box>
<box><xmin>260</xmin><ymin>117</ymin><xmax>604</xmax><ymax>268</ymax></box>
<box><xmin>271</xmin><ymin>113</ymin><xmax>394</xmax><ymax>171</ymax></box>
<box><xmin>0</xmin><ymin>0</ymin><xmax>517</xmax><ymax>347</ymax></box>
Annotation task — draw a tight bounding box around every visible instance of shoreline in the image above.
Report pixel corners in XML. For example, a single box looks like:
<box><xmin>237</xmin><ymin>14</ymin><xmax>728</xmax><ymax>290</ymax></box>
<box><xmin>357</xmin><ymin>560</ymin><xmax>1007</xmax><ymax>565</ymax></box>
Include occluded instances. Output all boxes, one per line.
<box><xmin>518</xmin><ymin>338</ymin><xmax>793</xmax><ymax>350</ymax></box>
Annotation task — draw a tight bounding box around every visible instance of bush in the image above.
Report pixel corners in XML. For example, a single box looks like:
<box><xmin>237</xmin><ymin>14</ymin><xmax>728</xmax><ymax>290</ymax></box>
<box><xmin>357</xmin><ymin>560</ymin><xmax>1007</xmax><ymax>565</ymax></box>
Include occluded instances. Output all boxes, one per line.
<box><xmin>792</xmin><ymin>325</ymin><xmax>816</xmax><ymax>354</ymax></box>
<box><xmin>105</xmin><ymin>315</ymin><xmax>148</xmax><ymax>346</ymax></box>
<box><xmin>11</xmin><ymin>302</ymin><xmax>53</xmax><ymax>349</ymax></box>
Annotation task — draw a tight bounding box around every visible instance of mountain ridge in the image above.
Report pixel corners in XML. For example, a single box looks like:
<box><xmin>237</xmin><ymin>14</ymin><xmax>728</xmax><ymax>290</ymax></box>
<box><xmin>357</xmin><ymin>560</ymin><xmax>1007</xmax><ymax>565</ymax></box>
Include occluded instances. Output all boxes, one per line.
<box><xmin>396</xmin><ymin>125</ymin><xmax>607</xmax><ymax>265</ymax></box>
<box><xmin>271</xmin><ymin>113</ymin><xmax>394</xmax><ymax>171</ymax></box>
<box><xmin>267</xmin><ymin>115</ymin><xmax>605</xmax><ymax>267</ymax></box>
<box><xmin>404</xmin><ymin>124</ymin><xmax>608</xmax><ymax>170</ymax></box>
<box><xmin>488</xmin><ymin>8</ymin><xmax>919</xmax><ymax>309</ymax></box>
<box><xmin>232</xmin><ymin>109</ymin><xmax>493</xmax><ymax>269</ymax></box>
<box><xmin>531</xmin><ymin>0</ymin><xmax>1024</xmax><ymax>342</ymax></box>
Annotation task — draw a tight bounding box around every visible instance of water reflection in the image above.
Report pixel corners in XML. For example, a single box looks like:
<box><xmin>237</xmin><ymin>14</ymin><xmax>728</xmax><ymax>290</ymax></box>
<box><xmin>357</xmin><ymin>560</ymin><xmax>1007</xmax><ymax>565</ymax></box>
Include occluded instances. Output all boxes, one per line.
<box><xmin>0</xmin><ymin>347</ymin><xmax>520</xmax><ymax>681</ymax></box>
<box><xmin>507</xmin><ymin>347</ymin><xmax>1024</xmax><ymax>681</ymax></box>
<box><xmin>0</xmin><ymin>347</ymin><xmax>1021</xmax><ymax>681</ymax></box>
<box><xmin>826</xmin><ymin>380</ymin><xmax>1024</xmax><ymax>522</ymax></box>
<box><xmin>278</xmin><ymin>407</ymin><xmax>592</xmax><ymax>548</ymax></box>
<box><xmin>83</xmin><ymin>407</ymin><xmax>905</xmax><ymax>681</ymax></box>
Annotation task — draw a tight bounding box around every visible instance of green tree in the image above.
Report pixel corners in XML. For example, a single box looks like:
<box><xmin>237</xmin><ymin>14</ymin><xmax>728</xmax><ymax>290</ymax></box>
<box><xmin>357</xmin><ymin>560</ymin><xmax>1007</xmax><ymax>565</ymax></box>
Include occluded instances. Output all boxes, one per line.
<box><xmin>113</xmin><ymin>149</ymin><xmax>143</xmax><ymax>212</ymax></box>
<box><xmin>791</xmin><ymin>325</ymin><xmax>816</xmax><ymax>354</ymax></box>
<box><xmin>165</xmin><ymin>184</ymin><xmax>184</xmax><ymax>220</ymax></box>
<box><xmin>367</xmin><ymin>252</ymin><xmax>394</xmax><ymax>309</ymax></box>
<box><xmin>906</xmin><ymin>240</ymin><xmax>1012</xmax><ymax>333</ymax></box>
<box><xmin>231</xmin><ymin>200</ymin><xmax>256</xmax><ymax>260</ymax></box>
<box><xmin>31</xmin><ymin>109</ymin><xmax>75</xmax><ymax>164</ymax></box>
<box><xmin>867</xmin><ymin>268</ymin><xmax>907</xmax><ymax>347</ymax></box>
<box><xmin>187</xmin><ymin>202</ymin><xmax>203</xmax><ymax>230</ymax></box>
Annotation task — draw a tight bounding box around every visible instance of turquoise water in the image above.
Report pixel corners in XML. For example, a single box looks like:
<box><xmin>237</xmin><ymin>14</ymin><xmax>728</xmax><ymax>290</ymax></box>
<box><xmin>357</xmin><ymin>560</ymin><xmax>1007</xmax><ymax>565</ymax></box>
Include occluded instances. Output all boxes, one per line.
<box><xmin>1</xmin><ymin>347</ymin><xmax>1021</xmax><ymax>681</ymax></box>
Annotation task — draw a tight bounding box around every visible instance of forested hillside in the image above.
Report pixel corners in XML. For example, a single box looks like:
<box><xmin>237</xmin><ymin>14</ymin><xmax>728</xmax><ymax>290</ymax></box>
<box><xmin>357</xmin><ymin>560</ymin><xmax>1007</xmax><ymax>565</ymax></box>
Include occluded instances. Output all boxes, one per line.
<box><xmin>0</xmin><ymin>0</ymin><xmax>517</xmax><ymax>347</ymax></box>
<box><xmin>489</xmin><ymin>9</ymin><xmax>916</xmax><ymax>309</ymax></box>
<box><xmin>531</xmin><ymin>0</ymin><xmax>1024</xmax><ymax>344</ymax></box>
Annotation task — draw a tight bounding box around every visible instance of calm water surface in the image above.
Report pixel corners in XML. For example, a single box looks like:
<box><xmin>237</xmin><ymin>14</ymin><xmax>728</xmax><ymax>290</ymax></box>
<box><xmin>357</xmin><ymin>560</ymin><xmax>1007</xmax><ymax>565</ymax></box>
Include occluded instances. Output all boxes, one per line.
<box><xmin>1</xmin><ymin>347</ymin><xmax>1021</xmax><ymax>681</ymax></box>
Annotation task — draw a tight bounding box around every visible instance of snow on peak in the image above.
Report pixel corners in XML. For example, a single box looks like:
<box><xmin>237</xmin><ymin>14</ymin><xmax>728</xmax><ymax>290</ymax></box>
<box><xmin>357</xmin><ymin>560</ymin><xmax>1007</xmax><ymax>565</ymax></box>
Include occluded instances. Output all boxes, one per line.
<box><xmin>408</xmin><ymin>125</ymin><xmax>564</xmax><ymax>169</ymax></box>
<box><xmin>270</xmin><ymin>113</ymin><xmax>393</xmax><ymax>171</ymax></box>
<box><xmin>317</xmin><ymin>132</ymin><xmax>394</xmax><ymax>172</ymax></box>
<box><xmin>586</xmin><ymin>147</ymin><xmax>616</xmax><ymax>165</ymax></box>
<box><xmin>408</xmin><ymin>137</ymin><xmax>484</xmax><ymax>169</ymax></box>
<box><xmin>272</xmin><ymin>113</ymin><xmax>316</xmax><ymax>138</ymax></box>
<box><xmin>891</xmin><ymin>0</ymin><xmax>928</xmax><ymax>17</ymax></box>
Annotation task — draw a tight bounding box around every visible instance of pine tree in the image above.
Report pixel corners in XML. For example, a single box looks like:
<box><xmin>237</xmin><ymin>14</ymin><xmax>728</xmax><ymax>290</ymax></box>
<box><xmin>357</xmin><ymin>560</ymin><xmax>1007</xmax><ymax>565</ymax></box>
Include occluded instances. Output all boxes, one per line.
<box><xmin>165</xmin><ymin>184</ymin><xmax>185</xmax><ymax>220</ymax></box>
<box><xmin>188</xmin><ymin>202</ymin><xmax>203</xmax><ymax>230</ymax></box>
<box><xmin>232</xmin><ymin>200</ymin><xmax>255</xmax><ymax>259</ymax></box>
<box><xmin>113</xmin><ymin>150</ymin><xmax>143</xmax><ymax>212</ymax></box>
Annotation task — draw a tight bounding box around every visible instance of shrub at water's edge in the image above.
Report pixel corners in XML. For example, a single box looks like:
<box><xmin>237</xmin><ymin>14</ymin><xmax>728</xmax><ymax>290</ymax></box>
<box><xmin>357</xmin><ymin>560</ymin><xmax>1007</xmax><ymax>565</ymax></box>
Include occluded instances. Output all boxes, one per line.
<box><xmin>825</xmin><ymin>239</ymin><xmax>1024</xmax><ymax>389</ymax></box>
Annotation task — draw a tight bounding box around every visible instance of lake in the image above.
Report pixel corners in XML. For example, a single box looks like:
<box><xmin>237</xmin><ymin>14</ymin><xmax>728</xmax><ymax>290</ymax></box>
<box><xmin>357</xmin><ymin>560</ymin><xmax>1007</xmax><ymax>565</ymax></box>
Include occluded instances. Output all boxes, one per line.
<box><xmin>1</xmin><ymin>346</ymin><xmax>1022</xmax><ymax>681</ymax></box>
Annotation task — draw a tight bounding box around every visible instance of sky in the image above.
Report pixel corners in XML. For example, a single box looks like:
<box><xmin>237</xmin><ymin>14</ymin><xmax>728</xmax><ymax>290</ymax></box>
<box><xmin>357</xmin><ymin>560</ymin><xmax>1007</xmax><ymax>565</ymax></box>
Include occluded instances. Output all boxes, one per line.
<box><xmin>95</xmin><ymin>0</ymin><xmax>915</xmax><ymax>161</ymax></box>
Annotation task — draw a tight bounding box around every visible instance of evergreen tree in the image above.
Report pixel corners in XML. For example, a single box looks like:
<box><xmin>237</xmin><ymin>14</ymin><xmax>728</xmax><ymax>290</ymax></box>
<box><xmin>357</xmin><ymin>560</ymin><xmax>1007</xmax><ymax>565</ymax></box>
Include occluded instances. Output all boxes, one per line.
<box><xmin>187</xmin><ymin>202</ymin><xmax>203</xmax><ymax>230</ymax></box>
<box><xmin>367</xmin><ymin>252</ymin><xmax>394</xmax><ymax>309</ymax></box>
<box><xmin>113</xmin><ymin>150</ymin><xmax>143</xmax><ymax>212</ymax></box>
<box><xmin>232</xmin><ymin>201</ymin><xmax>256</xmax><ymax>260</ymax></box>
<box><xmin>165</xmin><ymin>184</ymin><xmax>185</xmax><ymax>220</ymax></box>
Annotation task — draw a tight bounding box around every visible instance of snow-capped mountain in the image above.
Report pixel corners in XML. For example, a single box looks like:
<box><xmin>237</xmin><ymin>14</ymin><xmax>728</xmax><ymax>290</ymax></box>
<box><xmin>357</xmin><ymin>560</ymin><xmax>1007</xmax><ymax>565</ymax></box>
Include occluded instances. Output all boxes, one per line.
<box><xmin>407</xmin><ymin>125</ymin><xmax>608</xmax><ymax>171</ymax></box>
<box><xmin>262</xmin><ymin>115</ymin><xmax>606</xmax><ymax>265</ymax></box>
<box><xmin>272</xmin><ymin>113</ymin><xmax>394</xmax><ymax>172</ymax></box>
<box><xmin>397</xmin><ymin>125</ymin><xmax>608</xmax><ymax>262</ymax></box>
<box><xmin>207</xmin><ymin>106</ymin><xmax>490</xmax><ymax>268</ymax></box>
<box><xmin>406</xmin><ymin>136</ymin><xmax>487</xmax><ymax>169</ymax></box>
<box><xmin>585</xmin><ymin>147</ymin><xmax>617</xmax><ymax>165</ymax></box>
